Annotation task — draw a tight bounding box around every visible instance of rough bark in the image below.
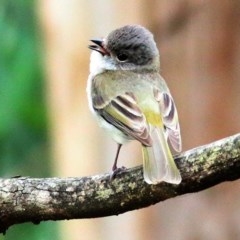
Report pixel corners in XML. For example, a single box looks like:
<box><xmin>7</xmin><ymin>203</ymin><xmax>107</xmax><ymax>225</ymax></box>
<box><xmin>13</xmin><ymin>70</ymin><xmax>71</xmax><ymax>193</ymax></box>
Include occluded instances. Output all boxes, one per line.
<box><xmin>0</xmin><ymin>133</ymin><xmax>240</xmax><ymax>234</ymax></box>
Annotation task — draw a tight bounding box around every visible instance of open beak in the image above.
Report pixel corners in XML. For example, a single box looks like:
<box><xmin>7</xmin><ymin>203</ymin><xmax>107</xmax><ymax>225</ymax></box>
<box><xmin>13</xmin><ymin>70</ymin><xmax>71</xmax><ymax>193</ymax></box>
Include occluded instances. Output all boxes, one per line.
<box><xmin>88</xmin><ymin>39</ymin><xmax>109</xmax><ymax>56</ymax></box>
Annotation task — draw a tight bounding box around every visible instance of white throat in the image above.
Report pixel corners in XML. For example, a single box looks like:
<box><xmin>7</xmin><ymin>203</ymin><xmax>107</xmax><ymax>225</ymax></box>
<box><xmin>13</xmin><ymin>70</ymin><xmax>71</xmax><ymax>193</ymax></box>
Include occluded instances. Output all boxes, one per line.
<box><xmin>89</xmin><ymin>51</ymin><xmax>116</xmax><ymax>76</ymax></box>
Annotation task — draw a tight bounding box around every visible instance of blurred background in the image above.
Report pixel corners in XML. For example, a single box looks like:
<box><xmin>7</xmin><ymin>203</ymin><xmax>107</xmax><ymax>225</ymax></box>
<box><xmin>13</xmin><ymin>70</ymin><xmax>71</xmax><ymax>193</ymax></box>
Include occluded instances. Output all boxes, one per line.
<box><xmin>1</xmin><ymin>0</ymin><xmax>240</xmax><ymax>240</ymax></box>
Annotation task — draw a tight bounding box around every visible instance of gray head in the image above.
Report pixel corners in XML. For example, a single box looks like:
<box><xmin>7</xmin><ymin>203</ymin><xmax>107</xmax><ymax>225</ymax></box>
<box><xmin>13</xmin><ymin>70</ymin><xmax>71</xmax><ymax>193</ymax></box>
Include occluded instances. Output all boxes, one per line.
<box><xmin>89</xmin><ymin>25</ymin><xmax>160</xmax><ymax>71</ymax></box>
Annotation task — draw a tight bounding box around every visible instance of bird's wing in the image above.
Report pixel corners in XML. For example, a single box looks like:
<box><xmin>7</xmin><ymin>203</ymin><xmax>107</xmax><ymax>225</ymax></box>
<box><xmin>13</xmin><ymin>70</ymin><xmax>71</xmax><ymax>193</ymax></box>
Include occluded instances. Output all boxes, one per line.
<box><xmin>93</xmin><ymin>92</ymin><xmax>152</xmax><ymax>146</ymax></box>
<box><xmin>154</xmin><ymin>89</ymin><xmax>182</xmax><ymax>152</ymax></box>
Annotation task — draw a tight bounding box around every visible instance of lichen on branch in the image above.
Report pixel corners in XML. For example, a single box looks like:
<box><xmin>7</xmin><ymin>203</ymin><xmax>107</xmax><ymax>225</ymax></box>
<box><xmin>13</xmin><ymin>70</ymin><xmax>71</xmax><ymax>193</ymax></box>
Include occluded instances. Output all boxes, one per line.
<box><xmin>0</xmin><ymin>133</ymin><xmax>240</xmax><ymax>234</ymax></box>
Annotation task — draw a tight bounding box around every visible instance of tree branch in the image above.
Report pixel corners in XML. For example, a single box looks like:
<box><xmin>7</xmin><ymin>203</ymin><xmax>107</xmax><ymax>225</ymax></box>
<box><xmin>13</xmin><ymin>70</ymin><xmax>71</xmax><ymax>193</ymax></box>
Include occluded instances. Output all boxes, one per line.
<box><xmin>1</xmin><ymin>133</ymin><xmax>240</xmax><ymax>234</ymax></box>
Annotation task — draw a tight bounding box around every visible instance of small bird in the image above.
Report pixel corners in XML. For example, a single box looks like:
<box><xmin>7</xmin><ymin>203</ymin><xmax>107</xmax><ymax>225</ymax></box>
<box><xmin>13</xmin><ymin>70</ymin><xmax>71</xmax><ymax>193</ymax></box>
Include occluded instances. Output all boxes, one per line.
<box><xmin>87</xmin><ymin>25</ymin><xmax>182</xmax><ymax>184</ymax></box>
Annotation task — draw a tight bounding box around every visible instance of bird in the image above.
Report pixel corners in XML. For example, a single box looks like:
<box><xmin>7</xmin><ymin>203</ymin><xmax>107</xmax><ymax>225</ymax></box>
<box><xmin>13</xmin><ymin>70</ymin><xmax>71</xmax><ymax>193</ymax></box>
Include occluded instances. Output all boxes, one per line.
<box><xmin>87</xmin><ymin>25</ymin><xmax>182</xmax><ymax>184</ymax></box>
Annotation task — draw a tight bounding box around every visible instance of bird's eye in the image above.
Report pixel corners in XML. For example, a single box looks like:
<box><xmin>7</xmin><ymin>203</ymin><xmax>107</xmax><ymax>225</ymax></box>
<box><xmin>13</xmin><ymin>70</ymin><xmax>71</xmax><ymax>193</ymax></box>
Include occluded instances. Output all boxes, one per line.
<box><xmin>116</xmin><ymin>53</ymin><xmax>128</xmax><ymax>62</ymax></box>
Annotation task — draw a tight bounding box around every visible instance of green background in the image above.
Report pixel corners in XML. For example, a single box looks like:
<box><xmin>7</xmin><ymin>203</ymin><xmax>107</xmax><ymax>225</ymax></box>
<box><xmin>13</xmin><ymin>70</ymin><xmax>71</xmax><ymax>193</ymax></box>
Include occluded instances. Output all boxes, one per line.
<box><xmin>0</xmin><ymin>1</ymin><xmax>59</xmax><ymax>239</ymax></box>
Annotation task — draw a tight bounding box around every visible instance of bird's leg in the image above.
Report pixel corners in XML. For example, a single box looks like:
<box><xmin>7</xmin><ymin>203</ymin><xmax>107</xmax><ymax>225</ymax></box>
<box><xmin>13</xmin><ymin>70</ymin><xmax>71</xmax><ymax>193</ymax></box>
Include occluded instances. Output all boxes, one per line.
<box><xmin>112</xmin><ymin>143</ymin><xmax>122</xmax><ymax>171</ymax></box>
<box><xmin>110</xmin><ymin>144</ymin><xmax>125</xmax><ymax>180</ymax></box>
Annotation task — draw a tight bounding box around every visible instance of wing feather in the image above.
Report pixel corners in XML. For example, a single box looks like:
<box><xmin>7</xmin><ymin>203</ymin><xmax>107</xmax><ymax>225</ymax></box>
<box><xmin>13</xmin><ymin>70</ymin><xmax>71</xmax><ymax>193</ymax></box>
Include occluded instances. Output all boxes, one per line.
<box><xmin>94</xmin><ymin>92</ymin><xmax>152</xmax><ymax>146</ymax></box>
<box><xmin>154</xmin><ymin>89</ymin><xmax>182</xmax><ymax>152</ymax></box>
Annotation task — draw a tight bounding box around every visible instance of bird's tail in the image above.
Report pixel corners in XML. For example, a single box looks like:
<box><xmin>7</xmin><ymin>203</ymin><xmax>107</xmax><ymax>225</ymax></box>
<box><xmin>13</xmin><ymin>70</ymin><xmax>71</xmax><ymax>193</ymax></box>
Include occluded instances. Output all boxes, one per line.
<box><xmin>142</xmin><ymin>127</ymin><xmax>181</xmax><ymax>184</ymax></box>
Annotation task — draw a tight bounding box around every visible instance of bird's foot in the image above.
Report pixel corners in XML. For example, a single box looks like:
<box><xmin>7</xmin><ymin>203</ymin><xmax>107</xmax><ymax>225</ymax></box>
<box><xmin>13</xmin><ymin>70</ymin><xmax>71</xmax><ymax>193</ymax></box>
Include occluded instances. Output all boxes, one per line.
<box><xmin>110</xmin><ymin>166</ymin><xmax>126</xmax><ymax>180</ymax></box>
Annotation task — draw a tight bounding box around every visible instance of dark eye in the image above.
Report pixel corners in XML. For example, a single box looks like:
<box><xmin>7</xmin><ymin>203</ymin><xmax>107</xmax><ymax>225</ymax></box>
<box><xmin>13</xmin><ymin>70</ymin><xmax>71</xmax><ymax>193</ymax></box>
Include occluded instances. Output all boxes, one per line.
<box><xmin>116</xmin><ymin>53</ymin><xmax>128</xmax><ymax>62</ymax></box>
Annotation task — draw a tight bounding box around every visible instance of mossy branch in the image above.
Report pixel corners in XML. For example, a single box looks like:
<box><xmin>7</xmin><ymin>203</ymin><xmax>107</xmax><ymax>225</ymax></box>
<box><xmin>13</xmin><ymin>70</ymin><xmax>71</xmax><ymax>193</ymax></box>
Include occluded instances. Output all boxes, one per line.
<box><xmin>0</xmin><ymin>133</ymin><xmax>240</xmax><ymax>234</ymax></box>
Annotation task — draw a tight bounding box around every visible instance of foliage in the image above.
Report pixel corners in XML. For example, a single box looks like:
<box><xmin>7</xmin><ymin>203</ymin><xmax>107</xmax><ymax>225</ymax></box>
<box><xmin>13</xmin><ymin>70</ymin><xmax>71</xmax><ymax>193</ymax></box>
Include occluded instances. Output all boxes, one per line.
<box><xmin>0</xmin><ymin>1</ymin><xmax>59</xmax><ymax>239</ymax></box>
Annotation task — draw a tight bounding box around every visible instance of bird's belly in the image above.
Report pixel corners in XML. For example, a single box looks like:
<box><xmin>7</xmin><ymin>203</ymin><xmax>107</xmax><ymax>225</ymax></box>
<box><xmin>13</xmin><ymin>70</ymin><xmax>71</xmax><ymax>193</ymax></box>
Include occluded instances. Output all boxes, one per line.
<box><xmin>96</xmin><ymin>112</ymin><xmax>132</xmax><ymax>144</ymax></box>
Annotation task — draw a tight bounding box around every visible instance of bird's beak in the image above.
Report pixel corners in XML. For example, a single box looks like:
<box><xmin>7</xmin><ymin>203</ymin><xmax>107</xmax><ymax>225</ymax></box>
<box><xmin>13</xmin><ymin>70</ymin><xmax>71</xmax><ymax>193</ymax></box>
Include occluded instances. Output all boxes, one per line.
<box><xmin>88</xmin><ymin>39</ymin><xmax>109</xmax><ymax>56</ymax></box>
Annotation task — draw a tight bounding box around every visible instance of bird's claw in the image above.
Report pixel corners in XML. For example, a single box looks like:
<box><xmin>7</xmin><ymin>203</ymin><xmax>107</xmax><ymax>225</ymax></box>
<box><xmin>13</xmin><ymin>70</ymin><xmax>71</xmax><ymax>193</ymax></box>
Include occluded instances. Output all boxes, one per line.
<box><xmin>110</xmin><ymin>166</ymin><xmax>126</xmax><ymax>180</ymax></box>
